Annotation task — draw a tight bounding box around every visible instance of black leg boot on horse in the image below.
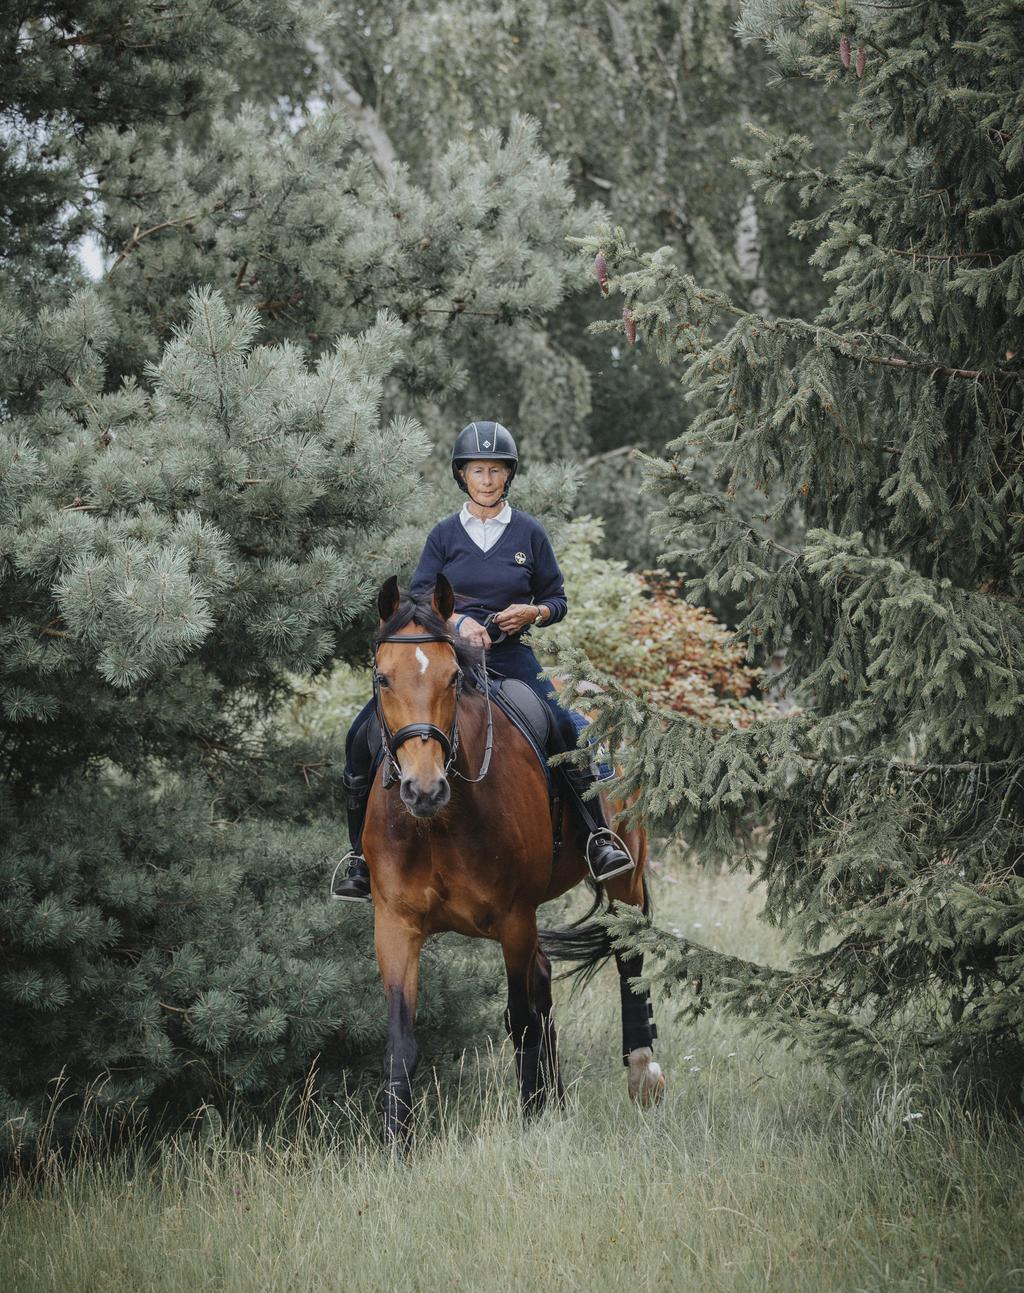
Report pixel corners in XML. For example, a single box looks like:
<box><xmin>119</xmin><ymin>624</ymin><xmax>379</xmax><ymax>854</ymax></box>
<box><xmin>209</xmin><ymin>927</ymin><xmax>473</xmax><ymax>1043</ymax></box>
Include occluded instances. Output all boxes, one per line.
<box><xmin>559</xmin><ymin>759</ymin><xmax>635</xmax><ymax>883</ymax></box>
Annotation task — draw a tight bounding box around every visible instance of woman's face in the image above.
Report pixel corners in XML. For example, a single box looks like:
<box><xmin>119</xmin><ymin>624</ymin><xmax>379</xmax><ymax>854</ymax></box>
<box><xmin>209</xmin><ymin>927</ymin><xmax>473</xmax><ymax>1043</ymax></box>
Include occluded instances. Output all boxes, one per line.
<box><xmin>461</xmin><ymin>460</ymin><xmax>510</xmax><ymax>506</ymax></box>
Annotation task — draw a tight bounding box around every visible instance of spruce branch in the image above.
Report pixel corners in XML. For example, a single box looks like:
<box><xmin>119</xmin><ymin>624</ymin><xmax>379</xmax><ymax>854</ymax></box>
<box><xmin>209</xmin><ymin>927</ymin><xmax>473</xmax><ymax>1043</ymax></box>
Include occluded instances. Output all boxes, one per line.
<box><xmin>807</xmin><ymin>754</ymin><xmax>1022</xmax><ymax>775</ymax></box>
<box><xmin>861</xmin><ymin>36</ymin><xmax>927</xmax><ymax>89</ymax></box>
<box><xmin>582</xmin><ymin>234</ymin><xmax>1021</xmax><ymax>384</ymax></box>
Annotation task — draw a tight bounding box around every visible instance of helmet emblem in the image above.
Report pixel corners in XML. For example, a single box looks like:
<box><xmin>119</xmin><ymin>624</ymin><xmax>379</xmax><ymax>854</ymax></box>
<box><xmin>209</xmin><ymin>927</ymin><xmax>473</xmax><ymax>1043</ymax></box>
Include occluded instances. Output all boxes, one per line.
<box><xmin>483</xmin><ymin>439</ymin><xmax>491</xmax><ymax>448</ymax></box>
<box><xmin>514</xmin><ymin>551</ymin><xmax>527</xmax><ymax>565</ymax></box>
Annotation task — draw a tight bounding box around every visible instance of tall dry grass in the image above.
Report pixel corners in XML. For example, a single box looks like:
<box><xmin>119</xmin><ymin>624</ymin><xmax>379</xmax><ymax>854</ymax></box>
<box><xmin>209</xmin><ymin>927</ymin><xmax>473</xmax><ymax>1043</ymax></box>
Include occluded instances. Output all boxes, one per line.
<box><xmin>3</xmin><ymin>861</ymin><xmax>1022</xmax><ymax>1292</ymax></box>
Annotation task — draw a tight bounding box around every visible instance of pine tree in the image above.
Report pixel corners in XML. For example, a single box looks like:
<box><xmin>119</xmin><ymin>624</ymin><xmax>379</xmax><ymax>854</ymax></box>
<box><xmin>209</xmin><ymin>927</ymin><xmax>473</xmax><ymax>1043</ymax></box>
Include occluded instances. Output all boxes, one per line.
<box><xmin>0</xmin><ymin>290</ymin><xmax>504</xmax><ymax>1145</ymax></box>
<box><xmin>0</xmin><ymin>6</ymin><xmax>585</xmax><ymax>1147</ymax></box>
<box><xmin>566</xmin><ymin>0</ymin><xmax>1024</xmax><ymax>1096</ymax></box>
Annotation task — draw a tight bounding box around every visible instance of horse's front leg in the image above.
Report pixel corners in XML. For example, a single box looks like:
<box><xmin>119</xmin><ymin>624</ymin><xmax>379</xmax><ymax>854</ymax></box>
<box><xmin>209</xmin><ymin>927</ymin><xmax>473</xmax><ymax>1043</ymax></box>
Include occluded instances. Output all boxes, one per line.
<box><xmin>499</xmin><ymin>908</ymin><xmax>548</xmax><ymax>1115</ymax></box>
<box><xmin>374</xmin><ymin>906</ymin><xmax>425</xmax><ymax>1148</ymax></box>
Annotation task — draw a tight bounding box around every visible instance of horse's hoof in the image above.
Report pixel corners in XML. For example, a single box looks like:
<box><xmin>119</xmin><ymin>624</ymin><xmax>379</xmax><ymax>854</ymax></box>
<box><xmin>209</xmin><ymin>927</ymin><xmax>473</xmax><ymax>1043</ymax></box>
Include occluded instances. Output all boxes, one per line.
<box><xmin>627</xmin><ymin>1047</ymin><xmax>666</xmax><ymax>1107</ymax></box>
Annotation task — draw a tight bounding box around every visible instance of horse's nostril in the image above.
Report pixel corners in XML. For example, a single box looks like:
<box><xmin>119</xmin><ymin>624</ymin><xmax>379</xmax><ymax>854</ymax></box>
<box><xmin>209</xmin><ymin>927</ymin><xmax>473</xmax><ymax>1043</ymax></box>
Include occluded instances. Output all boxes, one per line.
<box><xmin>399</xmin><ymin>776</ymin><xmax>450</xmax><ymax>816</ymax></box>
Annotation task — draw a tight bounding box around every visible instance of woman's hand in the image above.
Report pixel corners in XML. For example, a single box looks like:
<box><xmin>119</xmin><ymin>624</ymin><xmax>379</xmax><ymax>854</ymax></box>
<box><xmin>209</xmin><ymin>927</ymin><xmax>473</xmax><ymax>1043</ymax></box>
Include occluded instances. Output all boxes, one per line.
<box><xmin>455</xmin><ymin>616</ymin><xmax>492</xmax><ymax>650</ymax></box>
<box><xmin>493</xmin><ymin>603</ymin><xmax>540</xmax><ymax>635</ymax></box>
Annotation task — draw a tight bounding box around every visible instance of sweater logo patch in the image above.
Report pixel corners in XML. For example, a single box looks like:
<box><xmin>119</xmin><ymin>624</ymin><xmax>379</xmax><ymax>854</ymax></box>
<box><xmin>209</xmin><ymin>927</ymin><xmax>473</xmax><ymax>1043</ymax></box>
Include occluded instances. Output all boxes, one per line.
<box><xmin>514</xmin><ymin>551</ymin><xmax>527</xmax><ymax>565</ymax></box>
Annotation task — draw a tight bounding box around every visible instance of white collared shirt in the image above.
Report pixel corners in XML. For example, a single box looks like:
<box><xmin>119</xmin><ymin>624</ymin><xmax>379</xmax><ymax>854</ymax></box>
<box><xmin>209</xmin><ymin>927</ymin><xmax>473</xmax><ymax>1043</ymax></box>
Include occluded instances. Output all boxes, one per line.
<box><xmin>459</xmin><ymin>501</ymin><xmax>512</xmax><ymax>553</ymax></box>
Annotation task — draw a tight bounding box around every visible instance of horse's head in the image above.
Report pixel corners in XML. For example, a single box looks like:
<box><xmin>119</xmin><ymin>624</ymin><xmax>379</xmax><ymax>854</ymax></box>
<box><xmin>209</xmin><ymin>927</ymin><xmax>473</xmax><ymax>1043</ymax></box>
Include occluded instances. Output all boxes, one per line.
<box><xmin>375</xmin><ymin>573</ymin><xmax>466</xmax><ymax>818</ymax></box>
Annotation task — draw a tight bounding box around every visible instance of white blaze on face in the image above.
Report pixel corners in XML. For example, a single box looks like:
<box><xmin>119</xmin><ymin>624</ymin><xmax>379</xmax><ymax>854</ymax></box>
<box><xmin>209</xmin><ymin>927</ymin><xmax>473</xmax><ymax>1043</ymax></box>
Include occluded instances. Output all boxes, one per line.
<box><xmin>415</xmin><ymin>646</ymin><xmax>430</xmax><ymax>675</ymax></box>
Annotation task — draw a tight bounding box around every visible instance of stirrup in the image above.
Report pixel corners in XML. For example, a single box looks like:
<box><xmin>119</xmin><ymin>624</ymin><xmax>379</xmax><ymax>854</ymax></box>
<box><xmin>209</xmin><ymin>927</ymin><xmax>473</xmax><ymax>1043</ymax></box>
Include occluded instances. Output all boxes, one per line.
<box><xmin>329</xmin><ymin>851</ymin><xmax>371</xmax><ymax>902</ymax></box>
<box><xmin>585</xmin><ymin>827</ymin><xmax>635</xmax><ymax>883</ymax></box>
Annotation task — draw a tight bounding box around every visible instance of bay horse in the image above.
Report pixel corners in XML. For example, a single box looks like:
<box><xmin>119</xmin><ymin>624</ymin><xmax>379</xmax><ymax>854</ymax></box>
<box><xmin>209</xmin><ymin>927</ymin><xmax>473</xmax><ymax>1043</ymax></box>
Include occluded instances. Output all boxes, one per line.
<box><xmin>363</xmin><ymin>573</ymin><xmax>665</xmax><ymax>1144</ymax></box>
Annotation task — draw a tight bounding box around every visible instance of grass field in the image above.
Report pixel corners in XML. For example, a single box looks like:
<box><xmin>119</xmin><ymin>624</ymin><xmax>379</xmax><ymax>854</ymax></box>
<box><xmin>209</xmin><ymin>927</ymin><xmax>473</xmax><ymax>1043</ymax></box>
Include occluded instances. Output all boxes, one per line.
<box><xmin>3</xmin><ymin>858</ymin><xmax>1023</xmax><ymax>1293</ymax></box>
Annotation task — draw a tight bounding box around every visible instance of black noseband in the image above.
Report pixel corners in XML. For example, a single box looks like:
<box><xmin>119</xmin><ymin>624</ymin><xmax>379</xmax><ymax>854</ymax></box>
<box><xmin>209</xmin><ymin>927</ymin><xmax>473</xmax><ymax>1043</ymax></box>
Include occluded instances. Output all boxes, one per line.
<box><xmin>388</xmin><ymin>721</ymin><xmax>455</xmax><ymax>764</ymax></box>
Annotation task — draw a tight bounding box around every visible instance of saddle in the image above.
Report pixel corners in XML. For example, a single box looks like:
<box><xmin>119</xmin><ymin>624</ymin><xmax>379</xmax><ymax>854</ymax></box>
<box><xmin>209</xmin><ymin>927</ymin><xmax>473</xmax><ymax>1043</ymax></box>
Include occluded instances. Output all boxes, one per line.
<box><xmin>488</xmin><ymin>677</ymin><xmax>558</xmax><ymax>779</ymax></box>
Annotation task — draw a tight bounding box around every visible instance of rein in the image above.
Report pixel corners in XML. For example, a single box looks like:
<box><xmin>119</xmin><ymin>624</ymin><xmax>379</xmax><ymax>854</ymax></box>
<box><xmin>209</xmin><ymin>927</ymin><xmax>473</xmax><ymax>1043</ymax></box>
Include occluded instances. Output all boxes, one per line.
<box><xmin>373</xmin><ymin>630</ymin><xmax>494</xmax><ymax>787</ymax></box>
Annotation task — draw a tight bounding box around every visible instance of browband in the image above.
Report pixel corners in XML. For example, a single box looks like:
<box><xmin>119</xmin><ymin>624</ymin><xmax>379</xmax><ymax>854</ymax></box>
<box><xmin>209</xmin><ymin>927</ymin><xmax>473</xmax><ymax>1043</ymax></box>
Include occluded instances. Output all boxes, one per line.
<box><xmin>376</xmin><ymin>632</ymin><xmax>456</xmax><ymax>646</ymax></box>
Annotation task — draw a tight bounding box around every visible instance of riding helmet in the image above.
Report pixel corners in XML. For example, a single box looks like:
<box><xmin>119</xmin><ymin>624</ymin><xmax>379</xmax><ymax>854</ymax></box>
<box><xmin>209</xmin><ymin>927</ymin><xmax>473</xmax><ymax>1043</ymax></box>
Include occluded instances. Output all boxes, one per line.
<box><xmin>451</xmin><ymin>421</ymin><xmax>518</xmax><ymax>494</ymax></box>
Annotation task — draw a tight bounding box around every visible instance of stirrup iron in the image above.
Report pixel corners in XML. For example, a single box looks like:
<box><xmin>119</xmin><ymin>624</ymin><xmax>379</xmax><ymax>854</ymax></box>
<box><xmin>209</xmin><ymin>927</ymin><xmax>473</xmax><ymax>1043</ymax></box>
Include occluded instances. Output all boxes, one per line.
<box><xmin>329</xmin><ymin>850</ymin><xmax>370</xmax><ymax>901</ymax></box>
<box><xmin>585</xmin><ymin>826</ymin><xmax>635</xmax><ymax>882</ymax></box>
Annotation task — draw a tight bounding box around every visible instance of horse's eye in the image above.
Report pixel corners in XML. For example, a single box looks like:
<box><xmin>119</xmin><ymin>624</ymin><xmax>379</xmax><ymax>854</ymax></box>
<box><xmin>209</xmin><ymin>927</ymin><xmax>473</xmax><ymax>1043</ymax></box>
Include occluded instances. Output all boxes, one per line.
<box><xmin>450</xmin><ymin>672</ymin><xmax>460</xmax><ymax>687</ymax></box>
<box><xmin>378</xmin><ymin>675</ymin><xmax>390</xmax><ymax>689</ymax></box>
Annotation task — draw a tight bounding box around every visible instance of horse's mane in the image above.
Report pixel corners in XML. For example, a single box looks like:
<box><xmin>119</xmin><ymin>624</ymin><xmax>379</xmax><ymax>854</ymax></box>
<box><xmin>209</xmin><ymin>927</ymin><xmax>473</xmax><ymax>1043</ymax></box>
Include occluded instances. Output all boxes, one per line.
<box><xmin>376</xmin><ymin>593</ymin><xmax>484</xmax><ymax>678</ymax></box>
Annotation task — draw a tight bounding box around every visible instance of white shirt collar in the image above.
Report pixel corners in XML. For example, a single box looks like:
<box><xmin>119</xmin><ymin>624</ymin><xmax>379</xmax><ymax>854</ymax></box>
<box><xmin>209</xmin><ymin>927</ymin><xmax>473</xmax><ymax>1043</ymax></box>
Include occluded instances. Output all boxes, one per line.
<box><xmin>459</xmin><ymin>501</ymin><xmax>512</xmax><ymax>552</ymax></box>
<box><xmin>460</xmin><ymin>501</ymin><xmax>512</xmax><ymax>527</ymax></box>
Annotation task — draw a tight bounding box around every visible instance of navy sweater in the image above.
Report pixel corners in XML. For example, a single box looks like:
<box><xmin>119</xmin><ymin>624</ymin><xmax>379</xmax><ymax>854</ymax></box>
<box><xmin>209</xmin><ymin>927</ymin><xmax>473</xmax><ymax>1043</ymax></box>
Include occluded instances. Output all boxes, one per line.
<box><xmin>410</xmin><ymin>510</ymin><xmax>567</xmax><ymax>634</ymax></box>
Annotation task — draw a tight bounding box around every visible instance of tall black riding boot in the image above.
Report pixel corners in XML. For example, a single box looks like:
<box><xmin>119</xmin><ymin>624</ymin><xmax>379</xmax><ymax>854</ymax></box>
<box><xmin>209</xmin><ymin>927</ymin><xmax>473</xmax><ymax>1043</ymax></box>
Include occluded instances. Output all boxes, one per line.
<box><xmin>560</xmin><ymin>762</ymin><xmax>634</xmax><ymax>883</ymax></box>
<box><xmin>330</xmin><ymin>769</ymin><xmax>372</xmax><ymax>902</ymax></box>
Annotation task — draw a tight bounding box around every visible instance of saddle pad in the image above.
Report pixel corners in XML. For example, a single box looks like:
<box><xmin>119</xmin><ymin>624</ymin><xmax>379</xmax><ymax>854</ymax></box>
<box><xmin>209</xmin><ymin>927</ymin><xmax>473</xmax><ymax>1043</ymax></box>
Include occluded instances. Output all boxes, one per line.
<box><xmin>365</xmin><ymin>713</ymin><xmax>383</xmax><ymax>764</ymax></box>
<box><xmin>361</xmin><ymin>713</ymin><xmax>389</xmax><ymax>787</ymax></box>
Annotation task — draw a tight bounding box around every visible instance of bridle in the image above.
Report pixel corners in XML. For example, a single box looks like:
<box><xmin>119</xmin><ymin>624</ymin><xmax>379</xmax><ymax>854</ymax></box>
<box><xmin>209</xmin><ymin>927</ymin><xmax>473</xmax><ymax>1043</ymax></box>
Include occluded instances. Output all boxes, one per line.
<box><xmin>373</xmin><ymin>630</ymin><xmax>494</xmax><ymax>787</ymax></box>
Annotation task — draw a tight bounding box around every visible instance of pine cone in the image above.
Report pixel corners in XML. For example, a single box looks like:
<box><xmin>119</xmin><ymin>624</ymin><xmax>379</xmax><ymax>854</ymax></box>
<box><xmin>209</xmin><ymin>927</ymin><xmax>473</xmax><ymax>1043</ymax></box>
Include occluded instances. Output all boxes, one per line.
<box><xmin>623</xmin><ymin>307</ymin><xmax>637</xmax><ymax>345</ymax></box>
<box><xmin>594</xmin><ymin>252</ymin><xmax>609</xmax><ymax>295</ymax></box>
<box><xmin>840</xmin><ymin>35</ymin><xmax>851</xmax><ymax>69</ymax></box>
<box><xmin>856</xmin><ymin>45</ymin><xmax>866</xmax><ymax>78</ymax></box>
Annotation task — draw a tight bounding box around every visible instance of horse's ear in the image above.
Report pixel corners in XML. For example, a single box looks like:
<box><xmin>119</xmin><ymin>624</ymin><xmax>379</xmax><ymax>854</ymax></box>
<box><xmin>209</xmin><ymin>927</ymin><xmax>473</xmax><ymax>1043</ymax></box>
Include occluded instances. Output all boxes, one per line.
<box><xmin>432</xmin><ymin>573</ymin><xmax>455</xmax><ymax>623</ymax></box>
<box><xmin>378</xmin><ymin>575</ymin><xmax>401</xmax><ymax>624</ymax></box>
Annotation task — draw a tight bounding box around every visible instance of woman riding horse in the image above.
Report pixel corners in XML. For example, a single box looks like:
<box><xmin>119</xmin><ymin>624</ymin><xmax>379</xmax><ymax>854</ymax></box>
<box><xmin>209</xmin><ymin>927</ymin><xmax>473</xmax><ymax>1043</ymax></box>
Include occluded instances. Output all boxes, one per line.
<box><xmin>332</xmin><ymin>420</ymin><xmax>635</xmax><ymax>901</ymax></box>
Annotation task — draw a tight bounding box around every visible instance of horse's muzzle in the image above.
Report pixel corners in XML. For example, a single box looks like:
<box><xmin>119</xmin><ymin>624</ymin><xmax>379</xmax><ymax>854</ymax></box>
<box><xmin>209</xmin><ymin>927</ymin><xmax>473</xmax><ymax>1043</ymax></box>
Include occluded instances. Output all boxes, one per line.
<box><xmin>400</xmin><ymin>774</ymin><xmax>451</xmax><ymax>818</ymax></box>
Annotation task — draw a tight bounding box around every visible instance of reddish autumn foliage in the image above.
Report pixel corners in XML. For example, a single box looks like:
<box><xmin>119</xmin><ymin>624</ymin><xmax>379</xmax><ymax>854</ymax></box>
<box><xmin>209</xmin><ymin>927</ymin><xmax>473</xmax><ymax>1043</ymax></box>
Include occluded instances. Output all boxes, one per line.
<box><xmin>605</xmin><ymin>571</ymin><xmax>767</xmax><ymax>726</ymax></box>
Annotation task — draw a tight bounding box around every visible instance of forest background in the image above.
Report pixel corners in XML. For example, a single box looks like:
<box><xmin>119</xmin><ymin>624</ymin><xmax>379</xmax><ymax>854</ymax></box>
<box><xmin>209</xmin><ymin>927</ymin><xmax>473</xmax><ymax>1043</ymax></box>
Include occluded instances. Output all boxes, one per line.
<box><xmin>1</xmin><ymin>0</ymin><xmax>829</xmax><ymax>1142</ymax></box>
<box><xmin>2</xmin><ymin>0</ymin><xmax>1022</xmax><ymax>1170</ymax></box>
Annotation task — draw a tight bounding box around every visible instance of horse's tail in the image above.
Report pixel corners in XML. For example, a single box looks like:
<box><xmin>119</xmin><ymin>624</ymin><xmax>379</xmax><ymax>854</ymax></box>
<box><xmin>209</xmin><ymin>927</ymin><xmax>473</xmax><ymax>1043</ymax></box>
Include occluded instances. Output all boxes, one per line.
<box><xmin>538</xmin><ymin>874</ymin><xmax>652</xmax><ymax>990</ymax></box>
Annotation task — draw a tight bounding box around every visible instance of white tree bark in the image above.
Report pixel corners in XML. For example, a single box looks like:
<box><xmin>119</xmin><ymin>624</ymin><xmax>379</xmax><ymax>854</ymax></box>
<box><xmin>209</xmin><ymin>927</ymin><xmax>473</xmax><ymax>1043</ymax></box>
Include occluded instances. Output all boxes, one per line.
<box><xmin>304</xmin><ymin>38</ymin><xmax>397</xmax><ymax>177</ymax></box>
<box><xmin>735</xmin><ymin>191</ymin><xmax>769</xmax><ymax>315</ymax></box>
